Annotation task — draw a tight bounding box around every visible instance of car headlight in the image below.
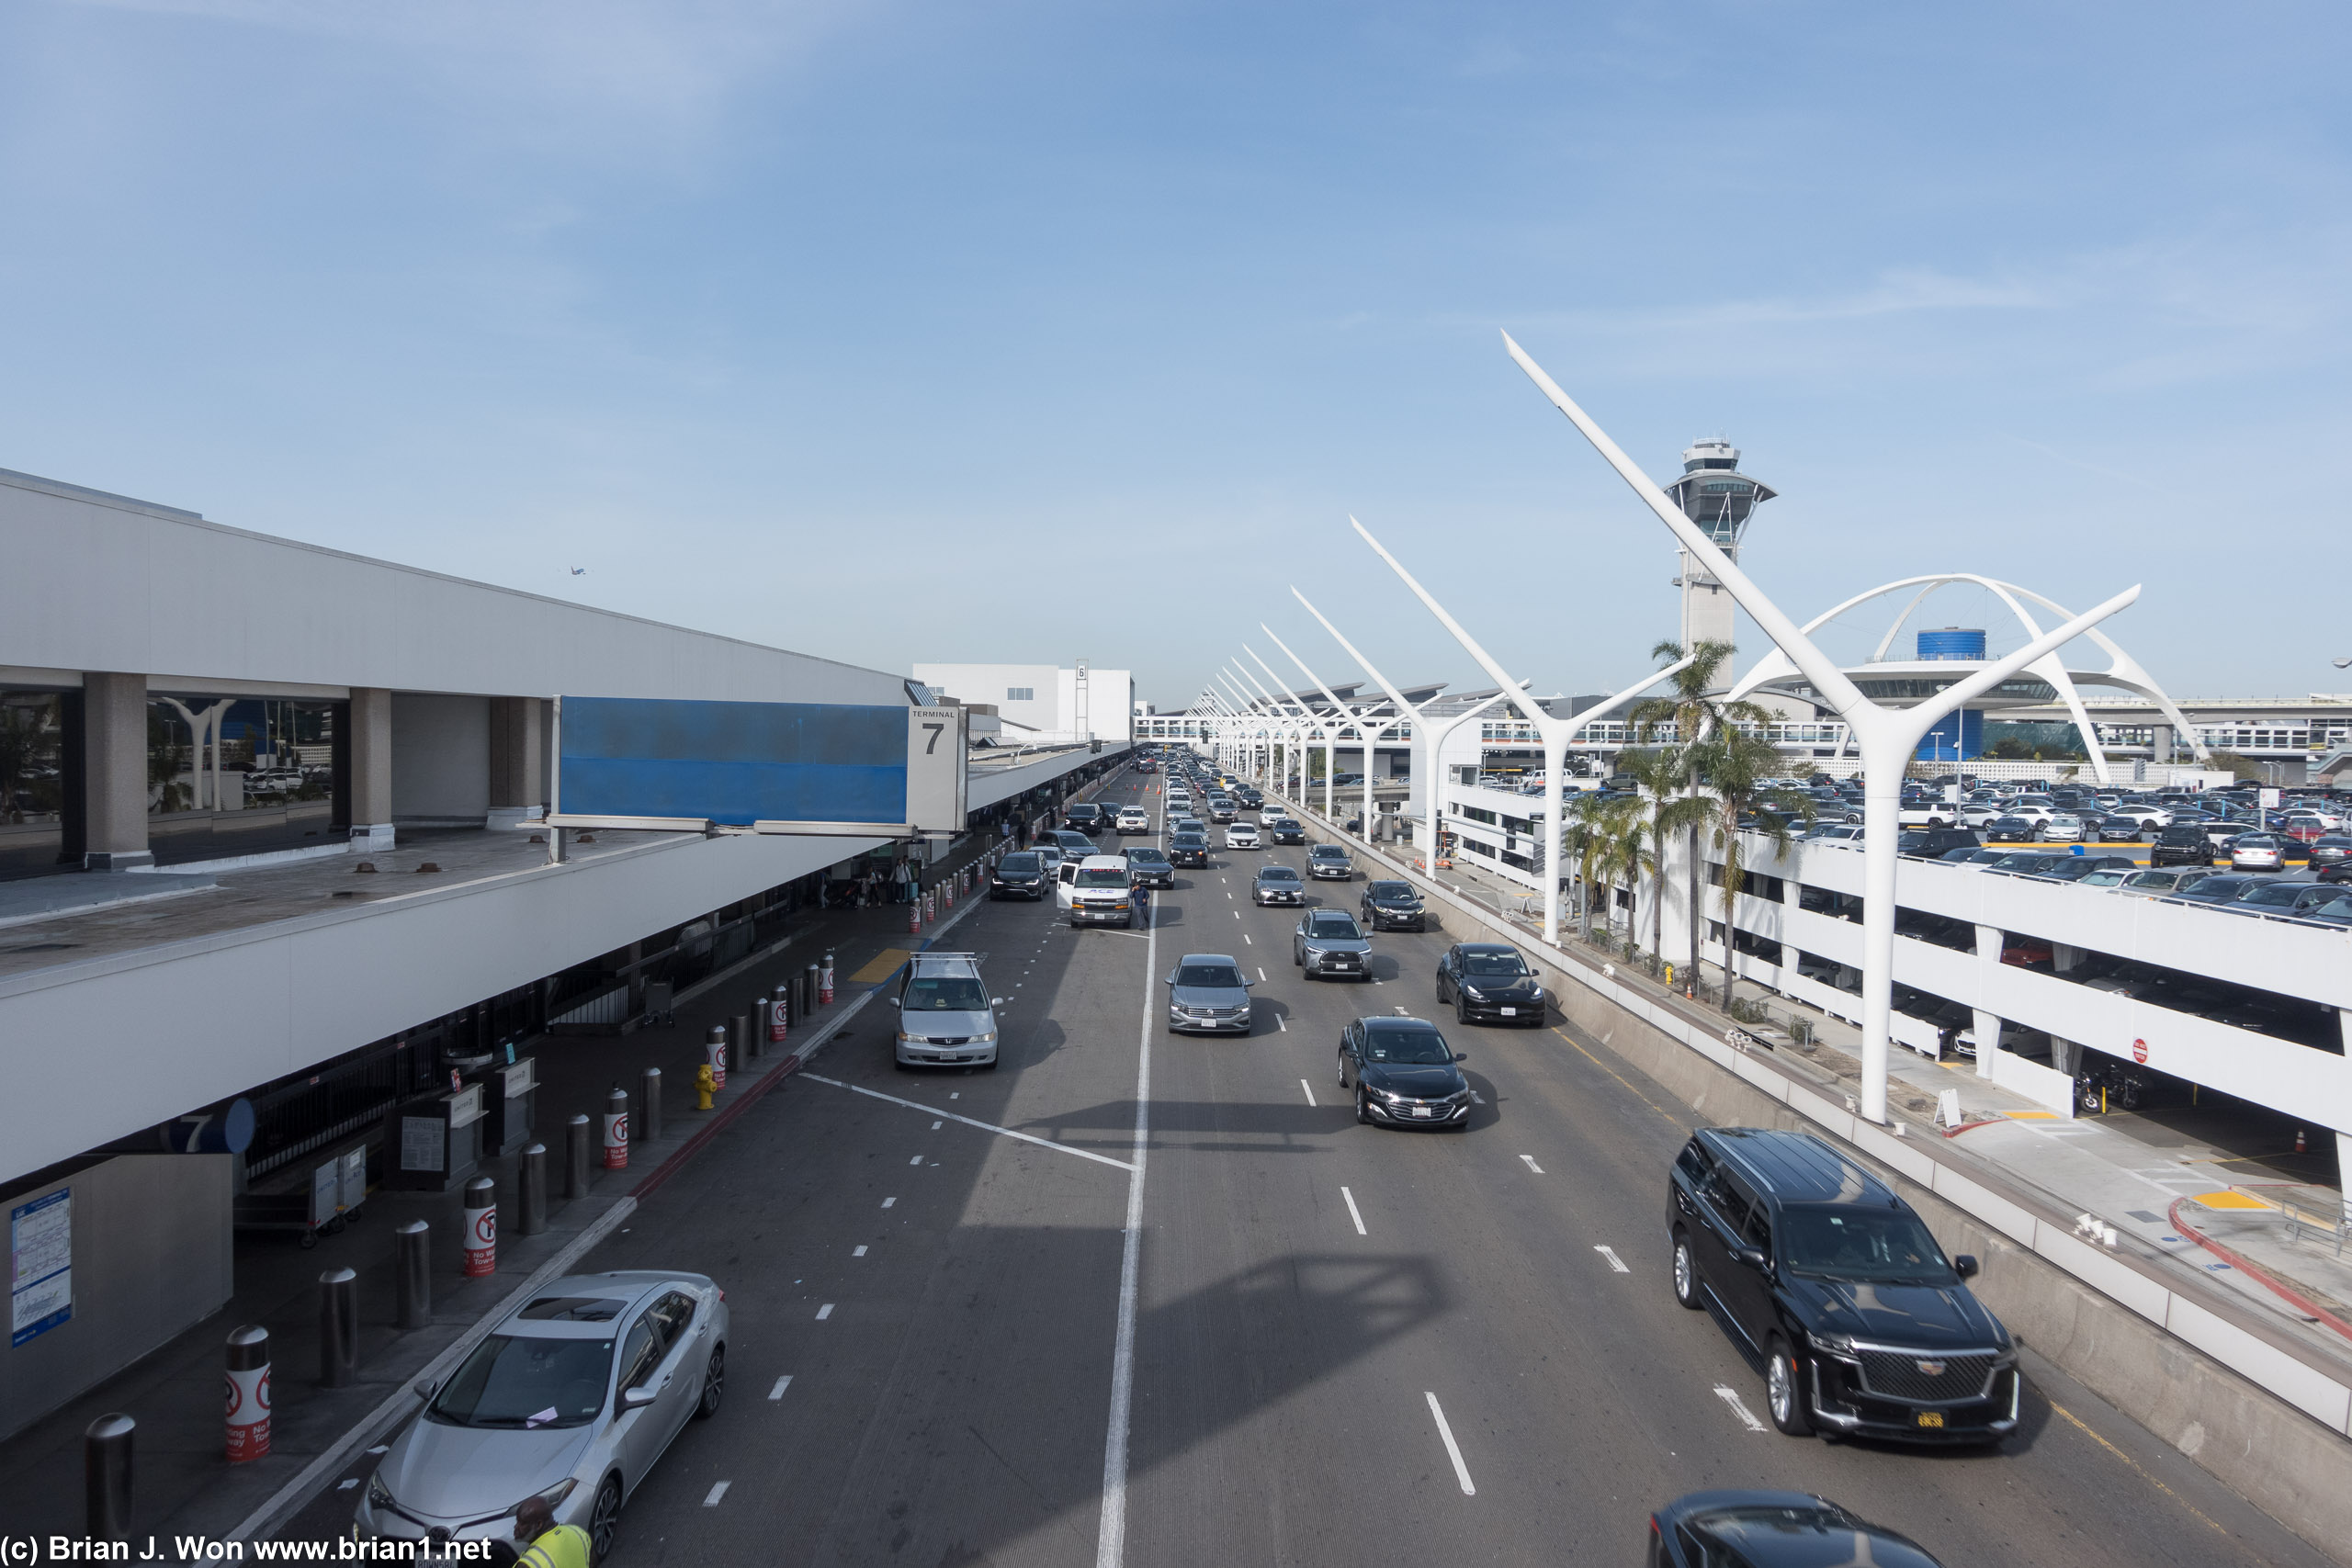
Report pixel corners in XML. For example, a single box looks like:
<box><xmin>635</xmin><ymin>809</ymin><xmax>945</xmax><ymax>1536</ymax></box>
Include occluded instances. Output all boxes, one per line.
<box><xmin>367</xmin><ymin>1472</ymin><xmax>396</xmax><ymax>1509</ymax></box>
<box><xmin>1528</xmin><ymin>986</ymin><xmax>1544</xmax><ymax>999</ymax></box>
<box><xmin>896</xmin><ymin>1031</ymin><xmax>918</xmax><ymax>1045</ymax></box>
<box><xmin>519</xmin><ymin>1478</ymin><xmax>578</xmax><ymax>1515</ymax></box>
<box><xmin>1461</xmin><ymin>987</ymin><xmax>1487</xmax><ymax>1000</ymax></box>
<box><xmin>974</xmin><ymin>1032</ymin><xmax>997</xmax><ymax>1043</ymax></box>
<box><xmin>1806</xmin><ymin>1330</ymin><xmax>1857</xmax><ymax>1358</ymax></box>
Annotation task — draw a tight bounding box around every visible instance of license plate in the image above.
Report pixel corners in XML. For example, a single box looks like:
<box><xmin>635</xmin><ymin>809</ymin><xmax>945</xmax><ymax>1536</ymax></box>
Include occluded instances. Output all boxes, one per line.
<box><xmin>1916</xmin><ymin>1411</ymin><xmax>1944</xmax><ymax>1429</ymax></box>
<box><xmin>1410</xmin><ymin>1106</ymin><xmax>1431</xmax><ymax>1118</ymax></box>
<box><xmin>1499</xmin><ymin>1007</ymin><xmax>1517</xmax><ymax>1016</ymax></box>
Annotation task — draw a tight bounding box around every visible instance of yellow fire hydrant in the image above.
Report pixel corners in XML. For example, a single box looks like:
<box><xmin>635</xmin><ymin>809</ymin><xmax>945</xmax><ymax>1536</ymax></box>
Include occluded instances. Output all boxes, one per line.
<box><xmin>695</xmin><ymin>1062</ymin><xmax>717</xmax><ymax>1111</ymax></box>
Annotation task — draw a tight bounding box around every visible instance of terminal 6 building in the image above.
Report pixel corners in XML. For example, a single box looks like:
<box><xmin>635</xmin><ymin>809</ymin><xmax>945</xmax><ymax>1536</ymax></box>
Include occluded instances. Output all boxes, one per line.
<box><xmin>0</xmin><ymin>466</ymin><xmax>1109</xmax><ymax>1434</ymax></box>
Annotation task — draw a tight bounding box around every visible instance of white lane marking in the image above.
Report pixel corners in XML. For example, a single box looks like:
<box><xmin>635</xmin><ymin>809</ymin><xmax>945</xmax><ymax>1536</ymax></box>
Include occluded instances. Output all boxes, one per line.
<box><xmin>366</xmin><ymin>1445</ymin><xmax>390</xmax><ymax>1456</ymax></box>
<box><xmin>704</xmin><ymin>1481</ymin><xmax>731</xmax><ymax>1506</ymax></box>
<box><xmin>338</xmin><ymin>1478</ymin><xmax>359</xmax><ymax>1491</ymax></box>
<box><xmin>931</xmin><ymin>1120</ymin><xmax>944</xmax><ymax>1130</ymax></box>
<box><xmin>805</xmin><ymin>1075</ymin><xmax>1136</xmax><ymax>1171</ymax></box>
<box><xmin>1425</xmin><ymin>1393</ymin><xmax>1476</xmax><ymax>1495</ymax></box>
<box><xmin>1243</xmin><ymin>933</ymin><xmax>1253</xmax><ymax>945</ymax></box>
<box><xmin>1471</xmin><ymin>1091</ymin><xmax>1486</xmax><ymax>1104</ymax></box>
<box><xmin>1595</xmin><ymin>1245</ymin><xmax>1629</xmax><ymax>1273</ymax></box>
<box><xmin>1276</xmin><ymin>1014</ymin><xmax>1287</xmax><ymax>1032</ymax></box>
<box><xmin>1096</xmin><ymin>837</ymin><xmax>1159</xmax><ymax>1568</ymax></box>
<box><xmin>1259</xmin><ymin>967</ymin><xmax>1268</xmax><ymax>982</ymax></box>
<box><xmin>1233</xmin><ymin>910</ymin><xmax>1239</xmax><ymax>919</ymax></box>
<box><xmin>1299</xmin><ymin>1078</ymin><xmax>1316</xmax><ymax>1105</ymax></box>
<box><xmin>881</xmin><ymin>1196</ymin><xmax>896</xmax><ymax>1209</ymax></box>
<box><xmin>1394</xmin><ymin>1007</ymin><xmax>1409</xmax><ymax>1016</ymax></box>
<box><xmin>909</xmin><ymin>1154</ymin><xmax>924</xmax><ymax>1166</ymax></box>
<box><xmin>1341</xmin><ymin>1186</ymin><xmax>1367</xmax><ymax>1235</ymax></box>
<box><xmin>1713</xmin><ymin>1385</ymin><xmax>1767</xmax><ymax>1432</ymax></box>
<box><xmin>949</xmin><ymin>1091</ymin><xmax>960</xmax><ymax>1099</ymax></box>
<box><xmin>1519</xmin><ymin>1155</ymin><xmax>1544</xmax><ymax>1174</ymax></box>
<box><xmin>853</xmin><ymin>1245</ymin><xmax>868</xmax><ymax>1258</ymax></box>
<box><xmin>816</xmin><ymin>1303</ymin><xmax>834</xmax><ymax>1320</ymax></box>
<box><xmin>768</xmin><ymin>1375</ymin><xmax>792</xmax><ymax>1400</ymax></box>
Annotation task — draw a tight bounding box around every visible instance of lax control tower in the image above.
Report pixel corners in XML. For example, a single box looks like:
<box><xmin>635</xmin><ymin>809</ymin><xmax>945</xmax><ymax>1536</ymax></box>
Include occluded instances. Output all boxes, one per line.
<box><xmin>1665</xmin><ymin>437</ymin><xmax>1776</xmax><ymax>656</ymax></box>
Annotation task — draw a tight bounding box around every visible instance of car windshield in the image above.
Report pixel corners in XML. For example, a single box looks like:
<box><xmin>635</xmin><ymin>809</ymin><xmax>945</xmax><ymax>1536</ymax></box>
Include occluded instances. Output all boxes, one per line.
<box><xmin>1462</xmin><ymin>952</ymin><xmax>1530</xmax><ymax>976</ymax></box>
<box><xmin>905</xmin><ymin>976</ymin><xmax>989</xmax><ymax>1010</ymax></box>
<box><xmin>1077</xmin><ymin>868</ymin><xmax>1130</xmax><ymax>887</ymax></box>
<box><xmin>1778</xmin><ymin>1207</ymin><xmax>1953</xmax><ymax>1286</ymax></box>
<box><xmin>1312</xmin><ymin>847</ymin><xmax>1344</xmax><ymax>858</ymax></box>
<box><xmin>1369</xmin><ymin>883</ymin><xmax>1414</xmax><ymax>899</ymax></box>
<box><xmin>429</xmin><ymin>1333</ymin><xmax>614</xmax><ymax>1429</ymax></box>
<box><xmin>1260</xmin><ymin>868</ymin><xmax>1300</xmax><ymax>882</ymax></box>
<box><xmin>1175</xmin><ymin>964</ymin><xmax>1244</xmax><ymax>987</ymax></box>
<box><xmin>1129</xmin><ymin>849</ymin><xmax>1169</xmax><ymax>864</ymax></box>
<box><xmin>999</xmin><ymin>854</ymin><xmax>1040</xmax><ymax>873</ymax></box>
<box><xmin>1362</xmin><ymin>1026</ymin><xmax>1453</xmax><ymax>1065</ymax></box>
<box><xmin>1307</xmin><ymin>915</ymin><xmax>1360</xmax><ymax>937</ymax></box>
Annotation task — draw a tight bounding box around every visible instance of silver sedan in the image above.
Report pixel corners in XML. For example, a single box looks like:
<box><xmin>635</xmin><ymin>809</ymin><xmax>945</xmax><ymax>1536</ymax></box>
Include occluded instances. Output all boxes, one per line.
<box><xmin>356</xmin><ymin>1270</ymin><xmax>728</xmax><ymax>1560</ymax></box>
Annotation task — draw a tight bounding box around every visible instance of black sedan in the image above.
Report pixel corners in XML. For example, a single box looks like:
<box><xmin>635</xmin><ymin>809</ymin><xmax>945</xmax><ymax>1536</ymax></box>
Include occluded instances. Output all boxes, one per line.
<box><xmin>1358</xmin><ymin>879</ymin><xmax>1427</xmax><ymax>932</ymax></box>
<box><xmin>1168</xmin><ymin>832</ymin><xmax>1211</xmax><ymax>869</ymax></box>
<box><xmin>1434</xmin><ymin>942</ymin><xmax>1546</xmax><ymax>1026</ymax></box>
<box><xmin>1648</xmin><ymin>1492</ymin><xmax>1943</xmax><ymax>1567</ymax></box>
<box><xmin>989</xmin><ymin>852</ymin><xmax>1049</xmax><ymax>900</ymax></box>
<box><xmin>1267</xmin><ymin>819</ymin><xmax>1306</xmax><ymax>845</ymax></box>
<box><xmin>1983</xmin><ymin>815</ymin><xmax>2038</xmax><ymax>843</ymax></box>
<box><xmin>1336</xmin><ymin>1015</ymin><xmax>1470</xmax><ymax>1130</ymax></box>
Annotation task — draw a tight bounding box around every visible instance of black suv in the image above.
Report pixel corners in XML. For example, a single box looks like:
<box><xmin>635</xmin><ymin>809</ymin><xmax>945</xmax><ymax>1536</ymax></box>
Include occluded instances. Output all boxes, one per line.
<box><xmin>1897</xmin><ymin>826</ymin><xmax>1979</xmax><ymax>859</ymax></box>
<box><xmin>989</xmin><ymin>851</ymin><xmax>1048</xmax><ymax>900</ymax></box>
<box><xmin>1168</xmin><ymin>832</ymin><xmax>1211</xmax><ymax>869</ymax></box>
<box><xmin>1668</xmin><ymin>1127</ymin><xmax>2017</xmax><ymax>1444</ymax></box>
<box><xmin>1359</xmin><ymin>880</ymin><xmax>1427</xmax><ymax>932</ymax></box>
<box><xmin>2151</xmin><ymin>822</ymin><xmax>2220</xmax><ymax>867</ymax></box>
<box><xmin>1063</xmin><ymin>803</ymin><xmax>1108</xmax><ymax>834</ymax></box>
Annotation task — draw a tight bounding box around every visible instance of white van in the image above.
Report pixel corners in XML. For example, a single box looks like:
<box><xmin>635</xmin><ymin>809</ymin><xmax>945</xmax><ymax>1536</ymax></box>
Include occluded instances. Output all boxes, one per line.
<box><xmin>892</xmin><ymin>952</ymin><xmax>1001</xmax><ymax>1068</ymax></box>
<box><xmin>1058</xmin><ymin>853</ymin><xmax>1139</xmax><ymax>928</ymax></box>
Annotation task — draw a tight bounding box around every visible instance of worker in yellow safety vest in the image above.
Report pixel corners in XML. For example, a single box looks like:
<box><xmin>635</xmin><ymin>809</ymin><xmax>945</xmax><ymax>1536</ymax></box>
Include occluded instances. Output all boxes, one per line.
<box><xmin>513</xmin><ymin>1496</ymin><xmax>592</xmax><ymax>1568</ymax></box>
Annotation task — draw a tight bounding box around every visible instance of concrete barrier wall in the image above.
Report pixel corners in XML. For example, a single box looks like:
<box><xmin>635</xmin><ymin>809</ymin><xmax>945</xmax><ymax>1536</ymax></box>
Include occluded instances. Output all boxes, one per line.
<box><xmin>1275</xmin><ymin>789</ymin><xmax>2352</xmax><ymax>1562</ymax></box>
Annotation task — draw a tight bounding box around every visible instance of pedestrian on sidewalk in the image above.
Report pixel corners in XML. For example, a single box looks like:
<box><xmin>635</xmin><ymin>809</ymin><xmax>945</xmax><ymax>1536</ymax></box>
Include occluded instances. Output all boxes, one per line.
<box><xmin>509</xmin><ymin>1497</ymin><xmax>591</xmax><ymax>1568</ymax></box>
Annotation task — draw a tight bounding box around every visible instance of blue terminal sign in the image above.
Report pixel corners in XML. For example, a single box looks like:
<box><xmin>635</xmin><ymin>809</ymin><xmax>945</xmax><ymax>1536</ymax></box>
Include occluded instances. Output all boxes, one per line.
<box><xmin>552</xmin><ymin>696</ymin><xmax>964</xmax><ymax>834</ymax></box>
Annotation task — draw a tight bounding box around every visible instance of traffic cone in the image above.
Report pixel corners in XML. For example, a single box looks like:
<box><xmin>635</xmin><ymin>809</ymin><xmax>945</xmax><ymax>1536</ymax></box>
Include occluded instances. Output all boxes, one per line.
<box><xmin>2297</xmin><ymin>1128</ymin><xmax>2308</xmax><ymax>1155</ymax></box>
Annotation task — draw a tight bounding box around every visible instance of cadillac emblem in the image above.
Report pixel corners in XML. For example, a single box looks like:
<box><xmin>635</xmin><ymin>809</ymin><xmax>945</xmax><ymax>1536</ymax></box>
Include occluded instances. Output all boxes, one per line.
<box><xmin>1917</xmin><ymin>1359</ymin><xmax>1946</xmax><ymax>1377</ymax></box>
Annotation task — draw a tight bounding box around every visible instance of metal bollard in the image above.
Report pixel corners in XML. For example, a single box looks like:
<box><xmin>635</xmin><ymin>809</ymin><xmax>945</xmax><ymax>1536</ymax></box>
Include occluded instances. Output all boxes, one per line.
<box><xmin>224</xmin><ymin>1325</ymin><xmax>271</xmax><ymax>1461</ymax></box>
<box><xmin>85</xmin><ymin>1413</ymin><xmax>133</xmax><ymax>1541</ymax></box>
<box><xmin>395</xmin><ymin>1221</ymin><xmax>430</xmax><ymax>1328</ymax></box>
<box><xmin>763</xmin><ymin>989</ymin><xmax>786</xmax><ymax>1049</ymax></box>
<box><xmin>640</xmin><ymin>1066</ymin><xmax>664</xmax><ymax>1144</ymax></box>
<box><xmin>731</xmin><ymin>1010</ymin><xmax>753</xmax><ymax>1066</ymax></box>
<box><xmin>820</xmin><ymin>950</ymin><xmax>836</xmax><ymax>1005</ymax></box>
<box><xmin>319</xmin><ymin>1268</ymin><xmax>359</xmax><ymax>1388</ymax></box>
<box><xmin>462</xmin><ymin>1176</ymin><xmax>498</xmax><ymax>1278</ymax></box>
<box><xmin>806</xmin><ymin>963</ymin><xmax>821</xmax><ymax>1013</ymax></box>
<box><xmin>566</xmin><ymin>1113</ymin><xmax>593</xmax><ymax>1197</ymax></box>
<box><xmin>707</xmin><ymin>1023</ymin><xmax>729</xmax><ymax>1091</ymax></box>
<box><xmin>516</xmin><ymin>1144</ymin><xmax>548</xmax><ymax>1236</ymax></box>
<box><xmin>603</xmin><ymin>1086</ymin><xmax>630</xmax><ymax>1169</ymax></box>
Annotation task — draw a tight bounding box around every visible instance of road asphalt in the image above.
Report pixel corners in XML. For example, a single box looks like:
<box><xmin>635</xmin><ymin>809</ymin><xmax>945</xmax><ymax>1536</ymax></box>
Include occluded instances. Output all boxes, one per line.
<box><xmin>284</xmin><ymin>762</ymin><xmax>2333</xmax><ymax>1568</ymax></box>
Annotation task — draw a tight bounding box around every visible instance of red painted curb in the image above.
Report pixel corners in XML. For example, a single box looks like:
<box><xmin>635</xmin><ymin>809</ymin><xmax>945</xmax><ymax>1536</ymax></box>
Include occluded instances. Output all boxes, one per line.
<box><xmin>2166</xmin><ymin>1197</ymin><xmax>2352</xmax><ymax>1346</ymax></box>
<box><xmin>630</xmin><ymin>1048</ymin><xmax>807</xmax><ymax>1201</ymax></box>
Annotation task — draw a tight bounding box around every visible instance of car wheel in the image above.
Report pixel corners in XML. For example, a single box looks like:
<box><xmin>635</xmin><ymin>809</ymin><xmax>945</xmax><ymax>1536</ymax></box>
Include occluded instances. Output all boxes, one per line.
<box><xmin>1435</xmin><ymin>976</ymin><xmax>1447</xmax><ymax>1002</ymax></box>
<box><xmin>1338</xmin><ymin>1054</ymin><xmax>1350</xmax><ymax>1089</ymax></box>
<box><xmin>588</xmin><ymin>1475</ymin><xmax>623</xmax><ymax>1562</ymax></box>
<box><xmin>1671</xmin><ymin>1232</ymin><xmax>1703</xmax><ymax>1310</ymax></box>
<box><xmin>1455</xmin><ymin>998</ymin><xmax>1469</xmax><ymax>1026</ymax></box>
<box><xmin>1354</xmin><ymin>1088</ymin><xmax>1371</xmax><ymax>1125</ymax></box>
<box><xmin>1765</xmin><ymin>1337</ymin><xmax>1815</xmax><ymax>1437</ymax></box>
<box><xmin>695</xmin><ymin>1342</ymin><xmax>726</xmax><ymax>1418</ymax></box>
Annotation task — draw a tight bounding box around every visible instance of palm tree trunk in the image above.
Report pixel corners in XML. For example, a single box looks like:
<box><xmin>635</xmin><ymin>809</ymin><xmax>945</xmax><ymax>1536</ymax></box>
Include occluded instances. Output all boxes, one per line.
<box><xmin>1685</xmin><ymin>822</ymin><xmax>1702</xmax><ymax>997</ymax></box>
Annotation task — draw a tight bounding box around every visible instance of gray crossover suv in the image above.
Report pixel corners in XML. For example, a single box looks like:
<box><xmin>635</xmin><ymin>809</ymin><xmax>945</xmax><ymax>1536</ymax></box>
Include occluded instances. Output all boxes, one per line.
<box><xmin>1294</xmin><ymin>908</ymin><xmax>1373</xmax><ymax>980</ymax></box>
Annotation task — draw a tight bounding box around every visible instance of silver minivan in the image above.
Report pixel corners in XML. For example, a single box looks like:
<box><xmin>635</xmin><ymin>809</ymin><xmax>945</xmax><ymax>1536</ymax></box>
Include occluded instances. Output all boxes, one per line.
<box><xmin>892</xmin><ymin>952</ymin><xmax>1002</xmax><ymax>1068</ymax></box>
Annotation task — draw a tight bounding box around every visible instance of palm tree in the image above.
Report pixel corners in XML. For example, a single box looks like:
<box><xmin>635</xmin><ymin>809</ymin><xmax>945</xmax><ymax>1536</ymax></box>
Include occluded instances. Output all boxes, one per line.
<box><xmin>1628</xmin><ymin>639</ymin><xmax>1777</xmax><ymax>993</ymax></box>
<box><xmin>1614</xmin><ymin>746</ymin><xmax>1703</xmax><ymax>974</ymax></box>
<box><xmin>1566</xmin><ymin>791</ymin><xmax>1639</xmax><ymax>943</ymax></box>
<box><xmin>1690</xmin><ymin>724</ymin><xmax>1816</xmax><ymax>1011</ymax></box>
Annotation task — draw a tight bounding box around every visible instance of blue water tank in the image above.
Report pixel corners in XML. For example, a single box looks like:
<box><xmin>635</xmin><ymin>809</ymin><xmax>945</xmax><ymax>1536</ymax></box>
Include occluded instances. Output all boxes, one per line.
<box><xmin>1917</xmin><ymin>627</ymin><xmax>1987</xmax><ymax>661</ymax></box>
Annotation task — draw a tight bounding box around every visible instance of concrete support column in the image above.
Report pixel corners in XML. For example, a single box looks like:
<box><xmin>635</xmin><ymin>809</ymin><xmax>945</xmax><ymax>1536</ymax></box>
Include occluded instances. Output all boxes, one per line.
<box><xmin>82</xmin><ymin>672</ymin><xmax>152</xmax><ymax>871</ymax></box>
<box><xmin>1973</xmin><ymin>922</ymin><xmax>2004</xmax><ymax>1078</ymax></box>
<box><xmin>488</xmin><ymin>696</ymin><xmax>547</xmax><ymax>829</ymax></box>
<box><xmin>349</xmin><ymin>687</ymin><xmax>395</xmax><ymax>851</ymax></box>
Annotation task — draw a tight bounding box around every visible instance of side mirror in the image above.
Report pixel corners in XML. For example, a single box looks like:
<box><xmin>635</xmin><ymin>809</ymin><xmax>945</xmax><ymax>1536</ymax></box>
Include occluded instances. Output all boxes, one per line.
<box><xmin>1953</xmin><ymin>1255</ymin><xmax>1980</xmax><ymax>1280</ymax></box>
<box><xmin>1453</xmin><ymin>1052</ymin><xmax>1468</xmax><ymax>1063</ymax></box>
<box><xmin>888</xmin><ymin>997</ymin><xmax>901</xmax><ymax>1008</ymax></box>
<box><xmin>992</xmin><ymin>997</ymin><xmax>1006</xmax><ymax>1005</ymax></box>
<box><xmin>1733</xmin><ymin>1246</ymin><xmax>1769</xmax><ymax>1272</ymax></box>
<box><xmin>619</xmin><ymin>1384</ymin><xmax>660</xmax><ymax>1410</ymax></box>
<box><xmin>413</xmin><ymin>1377</ymin><xmax>439</xmax><ymax>1400</ymax></box>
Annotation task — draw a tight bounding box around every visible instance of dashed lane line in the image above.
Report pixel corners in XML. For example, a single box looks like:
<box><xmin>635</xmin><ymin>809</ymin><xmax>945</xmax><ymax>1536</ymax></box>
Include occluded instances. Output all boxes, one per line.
<box><xmin>1713</xmin><ymin>1385</ymin><xmax>1765</xmax><ymax>1432</ymax></box>
<box><xmin>853</xmin><ymin>1245</ymin><xmax>868</xmax><ymax>1257</ymax></box>
<box><xmin>815</xmin><ymin>1304</ymin><xmax>834</xmax><ymax>1322</ymax></box>
<box><xmin>1299</xmin><ymin>1078</ymin><xmax>1315</xmax><ymax>1105</ymax></box>
<box><xmin>1341</xmin><ymin>1186</ymin><xmax>1367</xmax><ymax>1235</ymax></box>
<box><xmin>1424</xmin><ymin>1393</ymin><xmax>1476</xmax><ymax>1495</ymax></box>
<box><xmin>1520</xmin><ymin>1155</ymin><xmax>1545</xmax><ymax>1175</ymax></box>
<box><xmin>768</xmin><ymin>1376</ymin><xmax>792</xmax><ymax>1401</ymax></box>
<box><xmin>704</xmin><ymin>1482</ymin><xmax>731</xmax><ymax>1506</ymax></box>
<box><xmin>1594</xmin><ymin>1245</ymin><xmax>1629</xmax><ymax>1273</ymax></box>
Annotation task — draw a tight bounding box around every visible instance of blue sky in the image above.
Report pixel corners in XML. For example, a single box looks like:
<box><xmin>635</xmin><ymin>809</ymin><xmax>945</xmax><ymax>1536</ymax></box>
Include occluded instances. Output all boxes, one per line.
<box><xmin>4</xmin><ymin>1</ymin><xmax>2346</xmax><ymax>707</ymax></box>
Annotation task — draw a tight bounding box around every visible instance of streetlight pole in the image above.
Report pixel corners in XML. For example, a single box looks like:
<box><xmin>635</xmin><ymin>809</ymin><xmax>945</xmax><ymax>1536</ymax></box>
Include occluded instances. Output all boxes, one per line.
<box><xmin>1241</xmin><ymin>647</ymin><xmax>1340</xmax><ymax>813</ymax></box>
<box><xmin>1345</xmin><ymin>522</ymin><xmax>1696</xmax><ymax>945</ymax></box>
<box><xmin>1260</xmin><ymin>630</ymin><xmax>1403</xmax><ymax>840</ymax></box>
<box><xmin>1230</xmin><ymin>659</ymin><xmax>1312</xmax><ymax>793</ymax></box>
<box><xmin>1503</xmin><ymin>331</ymin><xmax>2141</xmax><ymax>1122</ymax></box>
